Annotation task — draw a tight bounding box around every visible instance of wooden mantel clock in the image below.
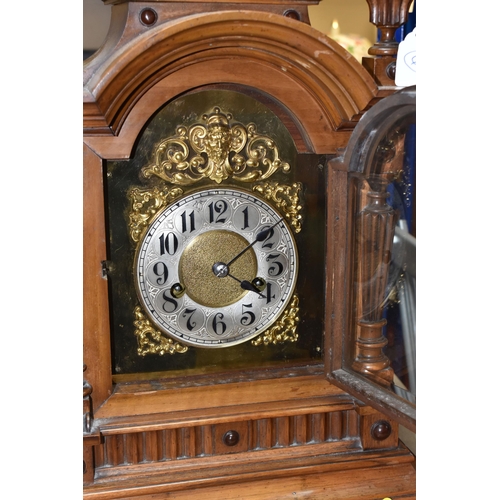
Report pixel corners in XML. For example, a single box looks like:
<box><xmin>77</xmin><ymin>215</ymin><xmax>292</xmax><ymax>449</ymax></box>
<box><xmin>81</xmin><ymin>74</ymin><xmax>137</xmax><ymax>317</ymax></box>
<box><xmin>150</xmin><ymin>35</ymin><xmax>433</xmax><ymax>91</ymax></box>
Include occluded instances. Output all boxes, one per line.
<box><xmin>83</xmin><ymin>1</ymin><xmax>416</xmax><ymax>498</ymax></box>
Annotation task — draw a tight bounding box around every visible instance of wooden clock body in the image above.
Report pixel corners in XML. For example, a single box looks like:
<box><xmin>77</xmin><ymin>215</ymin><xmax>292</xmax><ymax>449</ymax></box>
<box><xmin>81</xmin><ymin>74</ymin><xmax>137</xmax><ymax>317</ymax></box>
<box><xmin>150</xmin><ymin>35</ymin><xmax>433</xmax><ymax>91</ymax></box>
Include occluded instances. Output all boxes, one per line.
<box><xmin>83</xmin><ymin>1</ymin><xmax>416</xmax><ymax>497</ymax></box>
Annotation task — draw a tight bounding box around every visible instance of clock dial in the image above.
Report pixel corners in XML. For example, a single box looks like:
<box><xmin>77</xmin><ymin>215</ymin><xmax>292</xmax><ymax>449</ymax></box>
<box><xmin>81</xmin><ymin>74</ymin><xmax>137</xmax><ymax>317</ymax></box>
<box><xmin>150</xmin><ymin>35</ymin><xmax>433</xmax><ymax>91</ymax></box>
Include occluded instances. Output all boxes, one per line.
<box><xmin>134</xmin><ymin>188</ymin><xmax>298</xmax><ymax>347</ymax></box>
<box><xmin>105</xmin><ymin>88</ymin><xmax>325</xmax><ymax>377</ymax></box>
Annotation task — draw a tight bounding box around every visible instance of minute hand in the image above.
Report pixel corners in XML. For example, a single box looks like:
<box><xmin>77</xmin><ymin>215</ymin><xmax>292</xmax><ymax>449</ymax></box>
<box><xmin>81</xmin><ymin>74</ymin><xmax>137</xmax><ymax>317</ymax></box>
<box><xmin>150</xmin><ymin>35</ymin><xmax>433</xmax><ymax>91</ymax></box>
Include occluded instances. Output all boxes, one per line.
<box><xmin>226</xmin><ymin>218</ymin><xmax>284</xmax><ymax>268</ymax></box>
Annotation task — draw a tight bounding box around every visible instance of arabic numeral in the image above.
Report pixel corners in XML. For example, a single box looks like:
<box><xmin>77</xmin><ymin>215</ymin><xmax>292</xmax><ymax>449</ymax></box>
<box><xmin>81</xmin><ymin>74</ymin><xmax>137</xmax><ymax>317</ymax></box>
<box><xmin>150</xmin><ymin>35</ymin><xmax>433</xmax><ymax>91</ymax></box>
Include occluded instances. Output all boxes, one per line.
<box><xmin>159</xmin><ymin>232</ymin><xmax>179</xmax><ymax>256</ymax></box>
<box><xmin>240</xmin><ymin>206</ymin><xmax>250</xmax><ymax>230</ymax></box>
<box><xmin>180</xmin><ymin>210</ymin><xmax>196</xmax><ymax>233</ymax></box>
<box><xmin>266</xmin><ymin>253</ymin><xmax>285</xmax><ymax>277</ymax></box>
<box><xmin>161</xmin><ymin>290</ymin><xmax>178</xmax><ymax>313</ymax></box>
<box><xmin>211</xmin><ymin>313</ymin><xmax>227</xmax><ymax>335</ymax></box>
<box><xmin>152</xmin><ymin>262</ymin><xmax>168</xmax><ymax>285</ymax></box>
<box><xmin>241</xmin><ymin>303</ymin><xmax>256</xmax><ymax>326</ymax></box>
<box><xmin>182</xmin><ymin>308</ymin><xmax>198</xmax><ymax>331</ymax></box>
<box><xmin>265</xmin><ymin>282</ymin><xmax>276</xmax><ymax>304</ymax></box>
<box><xmin>208</xmin><ymin>200</ymin><xmax>228</xmax><ymax>224</ymax></box>
<box><xmin>260</xmin><ymin>226</ymin><xmax>277</xmax><ymax>250</ymax></box>
<box><xmin>234</xmin><ymin>204</ymin><xmax>259</xmax><ymax>232</ymax></box>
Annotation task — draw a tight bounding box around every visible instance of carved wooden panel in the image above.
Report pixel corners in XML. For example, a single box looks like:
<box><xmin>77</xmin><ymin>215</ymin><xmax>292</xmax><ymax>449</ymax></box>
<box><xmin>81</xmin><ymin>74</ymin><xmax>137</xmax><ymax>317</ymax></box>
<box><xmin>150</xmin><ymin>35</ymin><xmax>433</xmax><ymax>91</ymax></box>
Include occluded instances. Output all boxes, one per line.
<box><xmin>94</xmin><ymin>408</ymin><xmax>361</xmax><ymax>471</ymax></box>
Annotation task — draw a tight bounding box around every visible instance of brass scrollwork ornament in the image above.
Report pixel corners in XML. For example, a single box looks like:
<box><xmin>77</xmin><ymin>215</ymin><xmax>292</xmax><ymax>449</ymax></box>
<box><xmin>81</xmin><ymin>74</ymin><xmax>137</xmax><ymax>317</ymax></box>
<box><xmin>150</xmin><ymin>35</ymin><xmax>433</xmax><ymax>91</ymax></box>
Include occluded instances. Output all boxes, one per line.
<box><xmin>134</xmin><ymin>306</ymin><xmax>189</xmax><ymax>356</ymax></box>
<box><xmin>251</xmin><ymin>295</ymin><xmax>299</xmax><ymax>346</ymax></box>
<box><xmin>253</xmin><ymin>181</ymin><xmax>303</xmax><ymax>233</ymax></box>
<box><xmin>141</xmin><ymin>107</ymin><xmax>291</xmax><ymax>185</ymax></box>
<box><xmin>129</xmin><ymin>186</ymin><xmax>184</xmax><ymax>243</ymax></box>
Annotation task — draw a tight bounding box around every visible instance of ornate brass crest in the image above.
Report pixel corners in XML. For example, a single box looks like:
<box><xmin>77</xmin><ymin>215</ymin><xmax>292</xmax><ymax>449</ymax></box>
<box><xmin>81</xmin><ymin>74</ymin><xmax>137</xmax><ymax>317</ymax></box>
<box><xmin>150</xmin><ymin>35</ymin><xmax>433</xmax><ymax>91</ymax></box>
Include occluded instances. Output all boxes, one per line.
<box><xmin>142</xmin><ymin>107</ymin><xmax>291</xmax><ymax>185</ymax></box>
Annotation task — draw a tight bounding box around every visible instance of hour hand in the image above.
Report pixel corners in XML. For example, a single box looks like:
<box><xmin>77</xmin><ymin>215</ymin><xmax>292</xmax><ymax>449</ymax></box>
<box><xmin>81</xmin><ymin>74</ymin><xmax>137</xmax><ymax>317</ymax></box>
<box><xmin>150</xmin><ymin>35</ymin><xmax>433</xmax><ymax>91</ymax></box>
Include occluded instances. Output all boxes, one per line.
<box><xmin>226</xmin><ymin>270</ymin><xmax>266</xmax><ymax>298</ymax></box>
<box><xmin>239</xmin><ymin>278</ymin><xmax>267</xmax><ymax>298</ymax></box>
<box><xmin>212</xmin><ymin>263</ymin><xmax>266</xmax><ymax>298</ymax></box>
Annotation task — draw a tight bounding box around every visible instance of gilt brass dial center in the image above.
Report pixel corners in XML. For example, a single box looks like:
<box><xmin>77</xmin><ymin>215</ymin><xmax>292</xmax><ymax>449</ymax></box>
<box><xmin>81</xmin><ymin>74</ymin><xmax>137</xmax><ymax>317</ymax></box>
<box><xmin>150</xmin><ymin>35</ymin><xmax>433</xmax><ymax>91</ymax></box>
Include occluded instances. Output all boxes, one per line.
<box><xmin>179</xmin><ymin>230</ymin><xmax>257</xmax><ymax>308</ymax></box>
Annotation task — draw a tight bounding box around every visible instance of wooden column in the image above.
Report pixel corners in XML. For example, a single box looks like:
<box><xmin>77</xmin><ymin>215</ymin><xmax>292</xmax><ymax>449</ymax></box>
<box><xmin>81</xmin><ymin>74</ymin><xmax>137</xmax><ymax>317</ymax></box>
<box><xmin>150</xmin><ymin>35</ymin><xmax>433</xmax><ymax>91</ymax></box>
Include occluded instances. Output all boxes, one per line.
<box><xmin>352</xmin><ymin>187</ymin><xmax>395</xmax><ymax>387</ymax></box>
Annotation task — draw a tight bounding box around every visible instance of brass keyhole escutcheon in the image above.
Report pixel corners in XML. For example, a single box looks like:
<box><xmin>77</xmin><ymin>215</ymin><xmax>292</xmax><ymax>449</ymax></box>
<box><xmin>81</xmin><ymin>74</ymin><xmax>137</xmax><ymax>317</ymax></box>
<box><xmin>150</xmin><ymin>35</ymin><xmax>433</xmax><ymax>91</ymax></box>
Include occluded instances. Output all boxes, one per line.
<box><xmin>222</xmin><ymin>430</ymin><xmax>240</xmax><ymax>447</ymax></box>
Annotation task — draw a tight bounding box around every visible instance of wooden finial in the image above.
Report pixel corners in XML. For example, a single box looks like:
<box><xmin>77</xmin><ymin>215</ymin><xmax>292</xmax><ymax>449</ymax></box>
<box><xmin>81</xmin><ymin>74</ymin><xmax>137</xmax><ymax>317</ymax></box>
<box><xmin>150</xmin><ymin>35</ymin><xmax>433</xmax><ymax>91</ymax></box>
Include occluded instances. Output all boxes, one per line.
<box><xmin>365</xmin><ymin>0</ymin><xmax>414</xmax><ymax>56</ymax></box>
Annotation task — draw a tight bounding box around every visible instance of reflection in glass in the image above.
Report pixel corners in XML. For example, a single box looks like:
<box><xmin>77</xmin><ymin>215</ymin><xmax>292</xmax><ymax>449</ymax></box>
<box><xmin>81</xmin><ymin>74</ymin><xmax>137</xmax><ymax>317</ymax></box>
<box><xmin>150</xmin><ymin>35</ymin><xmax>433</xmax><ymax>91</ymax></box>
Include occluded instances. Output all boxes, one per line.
<box><xmin>384</xmin><ymin>123</ymin><xmax>416</xmax><ymax>404</ymax></box>
<box><xmin>352</xmin><ymin>118</ymin><xmax>416</xmax><ymax>405</ymax></box>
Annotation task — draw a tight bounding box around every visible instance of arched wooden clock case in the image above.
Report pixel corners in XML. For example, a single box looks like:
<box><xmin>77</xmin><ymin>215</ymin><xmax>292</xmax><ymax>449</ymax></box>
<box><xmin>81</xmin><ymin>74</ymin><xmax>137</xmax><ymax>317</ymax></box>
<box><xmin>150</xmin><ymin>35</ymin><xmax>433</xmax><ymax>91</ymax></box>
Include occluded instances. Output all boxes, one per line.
<box><xmin>83</xmin><ymin>1</ymin><xmax>416</xmax><ymax>498</ymax></box>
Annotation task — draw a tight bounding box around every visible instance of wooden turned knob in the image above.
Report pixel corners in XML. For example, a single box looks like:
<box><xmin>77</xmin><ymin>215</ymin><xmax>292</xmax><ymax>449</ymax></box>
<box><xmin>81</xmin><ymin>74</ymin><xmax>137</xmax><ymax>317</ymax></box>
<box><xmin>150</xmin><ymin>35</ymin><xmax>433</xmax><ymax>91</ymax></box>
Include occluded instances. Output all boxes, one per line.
<box><xmin>140</xmin><ymin>8</ymin><xmax>157</xmax><ymax>26</ymax></box>
<box><xmin>371</xmin><ymin>420</ymin><xmax>392</xmax><ymax>440</ymax></box>
<box><xmin>284</xmin><ymin>10</ymin><xmax>300</xmax><ymax>21</ymax></box>
<box><xmin>386</xmin><ymin>61</ymin><xmax>396</xmax><ymax>80</ymax></box>
<box><xmin>222</xmin><ymin>430</ymin><xmax>240</xmax><ymax>447</ymax></box>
